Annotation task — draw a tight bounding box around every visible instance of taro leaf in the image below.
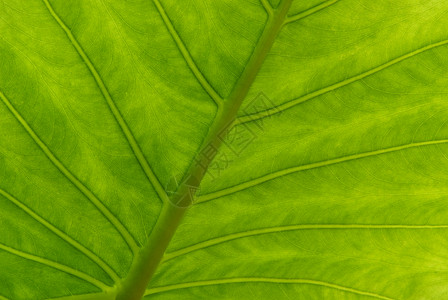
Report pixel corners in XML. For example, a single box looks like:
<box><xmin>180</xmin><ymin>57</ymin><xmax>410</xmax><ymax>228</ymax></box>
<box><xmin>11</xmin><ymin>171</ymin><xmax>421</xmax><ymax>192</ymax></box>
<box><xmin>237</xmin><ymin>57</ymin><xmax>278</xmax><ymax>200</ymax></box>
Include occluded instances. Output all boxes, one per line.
<box><xmin>0</xmin><ymin>0</ymin><xmax>448</xmax><ymax>299</ymax></box>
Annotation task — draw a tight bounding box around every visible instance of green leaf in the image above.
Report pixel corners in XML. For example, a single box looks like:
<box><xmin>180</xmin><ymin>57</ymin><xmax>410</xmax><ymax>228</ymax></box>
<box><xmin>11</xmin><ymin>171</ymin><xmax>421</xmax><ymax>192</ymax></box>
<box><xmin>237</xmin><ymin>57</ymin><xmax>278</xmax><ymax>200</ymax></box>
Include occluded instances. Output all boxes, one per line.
<box><xmin>0</xmin><ymin>0</ymin><xmax>447</xmax><ymax>299</ymax></box>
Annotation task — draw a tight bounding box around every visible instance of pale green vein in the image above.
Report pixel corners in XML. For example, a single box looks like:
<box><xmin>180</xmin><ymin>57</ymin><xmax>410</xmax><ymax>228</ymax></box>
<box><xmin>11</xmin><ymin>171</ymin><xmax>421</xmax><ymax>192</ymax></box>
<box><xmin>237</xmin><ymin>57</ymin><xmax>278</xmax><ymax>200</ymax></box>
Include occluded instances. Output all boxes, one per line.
<box><xmin>42</xmin><ymin>0</ymin><xmax>170</xmax><ymax>205</ymax></box>
<box><xmin>0</xmin><ymin>188</ymin><xmax>120</xmax><ymax>283</ymax></box>
<box><xmin>260</xmin><ymin>0</ymin><xmax>274</xmax><ymax>16</ymax></box>
<box><xmin>153</xmin><ymin>0</ymin><xmax>224</xmax><ymax>107</ymax></box>
<box><xmin>0</xmin><ymin>243</ymin><xmax>109</xmax><ymax>290</ymax></box>
<box><xmin>144</xmin><ymin>277</ymin><xmax>395</xmax><ymax>300</ymax></box>
<box><xmin>163</xmin><ymin>224</ymin><xmax>448</xmax><ymax>262</ymax></box>
<box><xmin>284</xmin><ymin>0</ymin><xmax>339</xmax><ymax>25</ymax></box>
<box><xmin>235</xmin><ymin>39</ymin><xmax>448</xmax><ymax>125</ymax></box>
<box><xmin>197</xmin><ymin>138</ymin><xmax>448</xmax><ymax>202</ymax></box>
<box><xmin>0</xmin><ymin>295</ymin><xmax>10</xmax><ymax>300</ymax></box>
<box><xmin>0</xmin><ymin>90</ymin><xmax>138</xmax><ymax>254</ymax></box>
<box><xmin>46</xmin><ymin>292</ymin><xmax>116</xmax><ymax>300</ymax></box>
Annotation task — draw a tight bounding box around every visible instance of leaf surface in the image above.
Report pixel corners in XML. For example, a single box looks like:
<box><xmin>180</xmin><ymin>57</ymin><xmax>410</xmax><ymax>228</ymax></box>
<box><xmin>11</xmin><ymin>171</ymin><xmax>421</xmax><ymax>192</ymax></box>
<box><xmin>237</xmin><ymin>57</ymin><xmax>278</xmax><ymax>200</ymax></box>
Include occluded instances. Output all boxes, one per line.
<box><xmin>1</xmin><ymin>0</ymin><xmax>448</xmax><ymax>299</ymax></box>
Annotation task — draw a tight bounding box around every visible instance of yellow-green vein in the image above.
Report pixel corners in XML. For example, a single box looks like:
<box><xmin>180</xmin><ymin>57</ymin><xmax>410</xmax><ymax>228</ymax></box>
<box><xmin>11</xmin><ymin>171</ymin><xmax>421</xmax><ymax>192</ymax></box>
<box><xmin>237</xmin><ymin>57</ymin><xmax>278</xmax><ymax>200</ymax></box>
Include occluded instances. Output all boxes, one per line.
<box><xmin>284</xmin><ymin>0</ymin><xmax>339</xmax><ymax>25</ymax></box>
<box><xmin>0</xmin><ymin>90</ymin><xmax>138</xmax><ymax>254</ymax></box>
<box><xmin>144</xmin><ymin>277</ymin><xmax>395</xmax><ymax>300</ymax></box>
<box><xmin>197</xmin><ymin>138</ymin><xmax>448</xmax><ymax>202</ymax></box>
<box><xmin>0</xmin><ymin>187</ymin><xmax>120</xmax><ymax>283</ymax></box>
<box><xmin>46</xmin><ymin>292</ymin><xmax>115</xmax><ymax>300</ymax></box>
<box><xmin>42</xmin><ymin>0</ymin><xmax>170</xmax><ymax>205</ymax></box>
<box><xmin>260</xmin><ymin>0</ymin><xmax>274</xmax><ymax>16</ymax></box>
<box><xmin>235</xmin><ymin>39</ymin><xmax>448</xmax><ymax>125</ymax></box>
<box><xmin>163</xmin><ymin>224</ymin><xmax>448</xmax><ymax>262</ymax></box>
<box><xmin>0</xmin><ymin>243</ymin><xmax>110</xmax><ymax>291</ymax></box>
<box><xmin>153</xmin><ymin>0</ymin><xmax>223</xmax><ymax>107</ymax></box>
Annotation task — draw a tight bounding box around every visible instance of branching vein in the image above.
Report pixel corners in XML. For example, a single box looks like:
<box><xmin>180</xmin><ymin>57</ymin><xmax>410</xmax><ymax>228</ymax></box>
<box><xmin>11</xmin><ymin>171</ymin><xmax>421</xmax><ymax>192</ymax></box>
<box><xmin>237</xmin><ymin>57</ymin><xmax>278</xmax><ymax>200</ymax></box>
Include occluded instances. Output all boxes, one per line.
<box><xmin>260</xmin><ymin>0</ymin><xmax>274</xmax><ymax>16</ymax></box>
<box><xmin>41</xmin><ymin>0</ymin><xmax>170</xmax><ymax>205</ymax></box>
<box><xmin>153</xmin><ymin>0</ymin><xmax>224</xmax><ymax>107</ymax></box>
<box><xmin>0</xmin><ymin>242</ymin><xmax>109</xmax><ymax>290</ymax></box>
<box><xmin>0</xmin><ymin>188</ymin><xmax>120</xmax><ymax>283</ymax></box>
<box><xmin>144</xmin><ymin>277</ymin><xmax>395</xmax><ymax>300</ymax></box>
<box><xmin>284</xmin><ymin>0</ymin><xmax>339</xmax><ymax>25</ymax></box>
<box><xmin>235</xmin><ymin>39</ymin><xmax>448</xmax><ymax>125</ymax></box>
<box><xmin>46</xmin><ymin>292</ymin><xmax>115</xmax><ymax>300</ymax></box>
<box><xmin>197</xmin><ymin>138</ymin><xmax>448</xmax><ymax>202</ymax></box>
<box><xmin>0</xmin><ymin>90</ymin><xmax>138</xmax><ymax>254</ymax></box>
<box><xmin>163</xmin><ymin>224</ymin><xmax>448</xmax><ymax>262</ymax></box>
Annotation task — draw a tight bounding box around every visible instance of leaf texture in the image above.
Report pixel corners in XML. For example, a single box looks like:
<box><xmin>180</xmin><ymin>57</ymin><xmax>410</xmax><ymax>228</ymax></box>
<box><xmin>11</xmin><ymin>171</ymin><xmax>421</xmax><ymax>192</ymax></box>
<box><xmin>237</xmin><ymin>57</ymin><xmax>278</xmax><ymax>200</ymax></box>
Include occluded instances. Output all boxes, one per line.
<box><xmin>0</xmin><ymin>0</ymin><xmax>448</xmax><ymax>299</ymax></box>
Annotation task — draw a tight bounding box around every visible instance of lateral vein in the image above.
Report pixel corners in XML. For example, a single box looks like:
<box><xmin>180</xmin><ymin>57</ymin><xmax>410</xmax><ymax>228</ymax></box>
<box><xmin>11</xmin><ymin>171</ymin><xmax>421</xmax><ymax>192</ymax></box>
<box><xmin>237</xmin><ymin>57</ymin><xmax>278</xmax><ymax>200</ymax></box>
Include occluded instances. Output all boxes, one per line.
<box><xmin>260</xmin><ymin>0</ymin><xmax>274</xmax><ymax>16</ymax></box>
<box><xmin>41</xmin><ymin>0</ymin><xmax>170</xmax><ymax>205</ymax></box>
<box><xmin>284</xmin><ymin>0</ymin><xmax>339</xmax><ymax>25</ymax></box>
<box><xmin>163</xmin><ymin>224</ymin><xmax>448</xmax><ymax>261</ymax></box>
<box><xmin>0</xmin><ymin>188</ymin><xmax>120</xmax><ymax>283</ymax></box>
<box><xmin>153</xmin><ymin>0</ymin><xmax>224</xmax><ymax>107</ymax></box>
<box><xmin>197</xmin><ymin>138</ymin><xmax>448</xmax><ymax>202</ymax></box>
<box><xmin>46</xmin><ymin>292</ymin><xmax>115</xmax><ymax>300</ymax></box>
<box><xmin>144</xmin><ymin>277</ymin><xmax>395</xmax><ymax>300</ymax></box>
<box><xmin>0</xmin><ymin>90</ymin><xmax>138</xmax><ymax>254</ymax></box>
<box><xmin>0</xmin><ymin>242</ymin><xmax>109</xmax><ymax>290</ymax></box>
<box><xmin>235</xmin><ymin>39</ymin><xmax>448</xmax><ymax>125</ymax></box>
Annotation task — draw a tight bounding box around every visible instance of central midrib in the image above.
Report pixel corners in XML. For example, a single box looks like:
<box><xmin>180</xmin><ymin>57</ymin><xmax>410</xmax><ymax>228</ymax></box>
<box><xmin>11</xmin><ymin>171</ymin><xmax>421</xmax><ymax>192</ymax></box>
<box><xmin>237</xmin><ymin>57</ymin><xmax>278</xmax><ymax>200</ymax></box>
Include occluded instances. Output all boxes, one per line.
<box><xmin>115</xmin><ymin>1</ymin><xmax>293</xmax><ymax>299</ymax></box>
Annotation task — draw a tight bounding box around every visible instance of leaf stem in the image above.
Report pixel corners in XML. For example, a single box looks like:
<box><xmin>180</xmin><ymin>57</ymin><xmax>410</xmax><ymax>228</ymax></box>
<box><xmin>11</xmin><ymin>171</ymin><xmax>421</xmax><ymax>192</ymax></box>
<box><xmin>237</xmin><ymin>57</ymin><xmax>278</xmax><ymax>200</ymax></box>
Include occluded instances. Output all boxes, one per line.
<box><xmin>116</xmin><ymin>1</ymin><xmax>292</xmax><ymax>299</ymax></box>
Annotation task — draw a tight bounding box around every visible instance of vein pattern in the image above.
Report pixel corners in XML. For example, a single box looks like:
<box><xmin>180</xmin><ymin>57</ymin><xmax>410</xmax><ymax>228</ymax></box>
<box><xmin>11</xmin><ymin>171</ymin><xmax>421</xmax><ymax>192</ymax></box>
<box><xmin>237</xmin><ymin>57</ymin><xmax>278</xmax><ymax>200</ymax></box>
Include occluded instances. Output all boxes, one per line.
<box><xmin>0</xmin><ymin>243</ymin><xmax>109</xmax><ymax>290</ymax></box>
<box><xmin>42</xmin><ymin>0</ymin><xmax>169</xmax><ymax>205</ymax></box>
<box><xmin>0</xmin><ymin>90</ymin><xmax>138</xmax><ymax>254</ymax></box>
<box><xmin>197</xmin><ymin>138</ymin><xmax>448</xmax><ymax>202</ymax></box>
<box><xmin>284</xmin><ymin>0</ymin><xmax>339</xmax><ymax>25</ymax></box>
<box><xmin>163</xmin><ymin>224</ymin><xmax>448</xmax><ymax>262</ymax></box>
<box><xmin>0</xmin><ymin>187</ymin><xmax>120</xmax><ymax>283</ymax></box>
<box><xmin>235</xmin><ymin>39</ymin><xmax>448</xmax><ymax>125</ymax></box>
<box><xmin>153</xmin><ymin>0</ymin><xmax>224</xmax><ymax>106</ymax></box>
<box><xmin>144</xmin><ymin>277</ymin><xmax>395</xmax><ymax>300</ymax></box>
